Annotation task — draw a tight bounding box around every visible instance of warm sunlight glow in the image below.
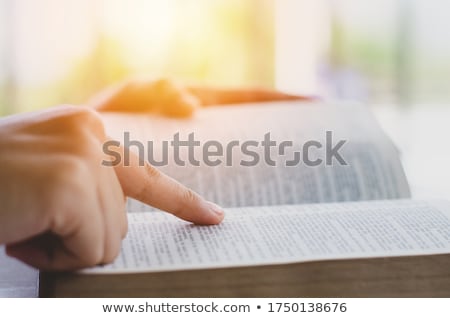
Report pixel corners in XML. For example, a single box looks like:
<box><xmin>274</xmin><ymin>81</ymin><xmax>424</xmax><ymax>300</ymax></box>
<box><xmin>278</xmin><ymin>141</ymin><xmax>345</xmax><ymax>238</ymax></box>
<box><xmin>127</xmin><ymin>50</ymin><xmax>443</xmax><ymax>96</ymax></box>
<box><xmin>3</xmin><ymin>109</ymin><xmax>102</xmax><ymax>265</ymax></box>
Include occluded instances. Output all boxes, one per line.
<box><xmin>1</xmin><ymin>0</ymin><xmax>274</xmax><ymax>113</ymax></box>
<box><xmin>102</xmin><ymin>0</ymin><xmax>176</xmax><ymax>71</ymax></box>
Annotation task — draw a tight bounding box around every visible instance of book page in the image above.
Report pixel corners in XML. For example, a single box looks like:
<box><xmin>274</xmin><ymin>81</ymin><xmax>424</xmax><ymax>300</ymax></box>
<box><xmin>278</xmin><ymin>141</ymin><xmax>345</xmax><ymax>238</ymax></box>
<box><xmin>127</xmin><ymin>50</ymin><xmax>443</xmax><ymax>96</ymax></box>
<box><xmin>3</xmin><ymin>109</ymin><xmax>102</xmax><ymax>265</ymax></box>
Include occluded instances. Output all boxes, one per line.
<box><xmin>84</xmin><ymin>200</ymin><xmax>450</xmax><ymax>274</ymax></box>
<box><xmin>102</xmin><ymin>102</ymin><xmax>410</xmax><ymax>211</ymax></box>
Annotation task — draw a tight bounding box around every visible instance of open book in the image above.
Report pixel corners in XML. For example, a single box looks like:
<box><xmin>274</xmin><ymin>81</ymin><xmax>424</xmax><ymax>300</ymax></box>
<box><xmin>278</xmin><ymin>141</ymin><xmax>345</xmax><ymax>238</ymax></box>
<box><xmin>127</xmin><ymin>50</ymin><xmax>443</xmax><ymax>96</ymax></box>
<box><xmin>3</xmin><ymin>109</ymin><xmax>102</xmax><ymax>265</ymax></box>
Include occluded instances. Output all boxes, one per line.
<box><xmin>40</xmin><ymin>102</ymin><xmax>450</xmax><ymax>297</ymax></box>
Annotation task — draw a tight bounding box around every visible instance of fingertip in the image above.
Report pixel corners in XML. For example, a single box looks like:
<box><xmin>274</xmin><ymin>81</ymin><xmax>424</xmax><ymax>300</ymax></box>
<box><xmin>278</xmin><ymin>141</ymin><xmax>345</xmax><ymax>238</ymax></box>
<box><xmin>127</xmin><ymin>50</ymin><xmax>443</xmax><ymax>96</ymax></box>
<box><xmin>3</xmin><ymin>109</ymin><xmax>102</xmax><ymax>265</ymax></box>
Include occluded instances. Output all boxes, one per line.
<box><xmin>207</xmin><ymin>200</ymin><xmax>225</xmax><ymax>217</ymax></box>
<box><xmin>197</xmin><ymin>201</ymin><xmax>225</xmax><ymax>225</ymax></box>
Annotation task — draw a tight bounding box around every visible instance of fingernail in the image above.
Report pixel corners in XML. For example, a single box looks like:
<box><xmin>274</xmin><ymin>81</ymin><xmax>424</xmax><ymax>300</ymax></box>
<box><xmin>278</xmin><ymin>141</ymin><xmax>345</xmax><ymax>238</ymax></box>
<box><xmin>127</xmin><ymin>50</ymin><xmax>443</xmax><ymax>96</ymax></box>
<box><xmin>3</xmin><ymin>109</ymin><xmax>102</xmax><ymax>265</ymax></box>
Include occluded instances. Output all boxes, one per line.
<box><xmin>206</xmin><ymin>201</ymin><xmax>225</xmax><ymax>217</ymax></box>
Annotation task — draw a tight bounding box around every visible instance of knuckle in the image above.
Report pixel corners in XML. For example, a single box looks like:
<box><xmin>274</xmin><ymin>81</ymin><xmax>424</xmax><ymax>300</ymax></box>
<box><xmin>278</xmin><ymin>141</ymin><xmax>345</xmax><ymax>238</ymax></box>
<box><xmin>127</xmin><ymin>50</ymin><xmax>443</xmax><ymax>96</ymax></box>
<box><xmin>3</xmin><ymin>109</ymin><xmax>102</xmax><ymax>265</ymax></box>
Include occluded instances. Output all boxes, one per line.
<box><xmin>53</xmin><ymin>105</ymin><xmax>106</xmax><ymax>139</ymax></box>
<box><xmin>152</xmin><ymin>78</ymin><xmax>182</xmax><ymax>99</ymax></box>
<box><xmin>145</xmin><ymin>164</ymin><xmax>162</xmax><ymax>178</ymax></box>
<box><xmin>58</xmin><ymin>156</ymin><xmax>90</xmax><ymax>182</ymax></box>
<box><xmin>75</xmin><ymin>108</ymin><xmax>106</xmax><ymax>139</ymax></box>
<box><xmin>131</xmin><ymin>165</ymin><xmax>162</xmax><ymax>201</ymax></box>
<box><xmin>173</xmin><ymin>188</ymin><xmax>200</xmax><ymax>218</ymax></box>
<box><xmin>153</xmin><ymin>78</ymin><xmax>174</xmax><ymax>90</ymax></box>
<box><xmin>120</xmin><ymin>80</ymin><xmax>139</xmax><ymax>97</ymax></box>
<box><xmin>181</xmin><ymin>188</ymin><xmax>199</xmax><ymax>204</ymax></box>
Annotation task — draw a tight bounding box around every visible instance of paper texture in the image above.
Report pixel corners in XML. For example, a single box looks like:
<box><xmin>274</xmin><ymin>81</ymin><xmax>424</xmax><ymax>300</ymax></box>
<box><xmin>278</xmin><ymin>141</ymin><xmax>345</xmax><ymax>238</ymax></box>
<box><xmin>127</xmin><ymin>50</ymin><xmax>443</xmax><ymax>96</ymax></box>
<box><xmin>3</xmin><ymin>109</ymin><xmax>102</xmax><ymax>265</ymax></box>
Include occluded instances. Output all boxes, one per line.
<box><xmin>102</xmin><ymin>102</ymin><xmax>410</xmax><ymax>211</ymax></box>
<box><xmin>84</xmin><ymin>200</ymin><xmax>450</xmax><ymax>274</ymax></box>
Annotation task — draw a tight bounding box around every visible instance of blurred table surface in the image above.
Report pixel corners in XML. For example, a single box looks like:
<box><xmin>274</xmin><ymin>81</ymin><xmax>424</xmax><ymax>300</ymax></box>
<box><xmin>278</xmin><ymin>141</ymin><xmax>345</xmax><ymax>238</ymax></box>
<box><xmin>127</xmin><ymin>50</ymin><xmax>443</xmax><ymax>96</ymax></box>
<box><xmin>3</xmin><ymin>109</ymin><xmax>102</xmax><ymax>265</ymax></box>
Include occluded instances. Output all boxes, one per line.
<box><xmin>1</xmin><ymin>103</ymin><xmax>449</xmax><ymax>297</ymax></box>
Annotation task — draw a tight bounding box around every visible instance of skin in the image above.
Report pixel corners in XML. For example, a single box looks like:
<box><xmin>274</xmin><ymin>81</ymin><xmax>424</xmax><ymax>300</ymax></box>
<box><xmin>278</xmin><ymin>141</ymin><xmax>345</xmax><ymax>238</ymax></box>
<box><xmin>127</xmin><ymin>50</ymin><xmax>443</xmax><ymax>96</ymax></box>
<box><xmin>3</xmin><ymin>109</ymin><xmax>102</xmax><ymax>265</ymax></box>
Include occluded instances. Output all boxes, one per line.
<box><xmin>89</xmin><ymin>78</ymin><xmax>309</xmax><ymax>116</ymax></box>
<box><xmin>0</xmin><ymin>78</ymin><xmax>308</xmax><ymax>271</ymax></box>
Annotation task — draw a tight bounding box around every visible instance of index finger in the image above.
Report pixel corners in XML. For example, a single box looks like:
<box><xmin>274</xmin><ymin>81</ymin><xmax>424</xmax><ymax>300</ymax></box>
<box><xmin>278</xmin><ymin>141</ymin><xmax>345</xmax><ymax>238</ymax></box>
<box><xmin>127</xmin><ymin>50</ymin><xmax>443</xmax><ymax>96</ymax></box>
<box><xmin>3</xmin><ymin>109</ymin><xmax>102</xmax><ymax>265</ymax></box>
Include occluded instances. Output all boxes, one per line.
<box><xmin>109</xmin><ymin>144</ymin><xmax>224</xmax><ymax>225</ymax></box>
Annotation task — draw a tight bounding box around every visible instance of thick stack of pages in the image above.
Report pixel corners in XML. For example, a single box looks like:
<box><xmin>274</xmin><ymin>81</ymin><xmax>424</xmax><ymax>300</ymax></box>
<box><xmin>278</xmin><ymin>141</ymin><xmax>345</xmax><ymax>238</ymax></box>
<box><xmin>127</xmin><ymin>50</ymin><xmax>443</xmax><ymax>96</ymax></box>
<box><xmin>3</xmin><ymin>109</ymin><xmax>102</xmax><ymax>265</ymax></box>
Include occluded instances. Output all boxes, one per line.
<box><xmin>40</xmin><ymin>102</ymin><xmax>450</xmax><ymax>297</ymax></box>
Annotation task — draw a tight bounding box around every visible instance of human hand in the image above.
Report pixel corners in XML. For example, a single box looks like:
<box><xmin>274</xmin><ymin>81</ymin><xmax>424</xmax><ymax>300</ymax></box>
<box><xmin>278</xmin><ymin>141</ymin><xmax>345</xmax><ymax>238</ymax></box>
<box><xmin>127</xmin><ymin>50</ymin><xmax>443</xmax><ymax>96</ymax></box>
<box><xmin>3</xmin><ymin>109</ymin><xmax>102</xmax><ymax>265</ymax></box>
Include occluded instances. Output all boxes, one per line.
<box><xmin>89</xmin><ymin>78</ymin><xmax>312</xmax><ymax>117</ymax></box>
<box><xmin>0</xmin><ymin>106</ymin><xmax>224</xmax><ymax>270</ymax></box>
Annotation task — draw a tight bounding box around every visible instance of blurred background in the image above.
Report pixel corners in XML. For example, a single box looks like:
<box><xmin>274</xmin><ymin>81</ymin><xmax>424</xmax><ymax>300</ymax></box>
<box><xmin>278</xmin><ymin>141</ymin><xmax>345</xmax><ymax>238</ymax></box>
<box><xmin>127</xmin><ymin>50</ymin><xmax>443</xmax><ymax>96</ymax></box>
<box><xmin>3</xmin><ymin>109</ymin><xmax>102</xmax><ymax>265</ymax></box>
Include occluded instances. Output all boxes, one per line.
<box><xmin>1</xmin><ymin>0</ymin><xmax>449</xmax><ymax>115</ymax></box>
<box><xmin>0</xmin><ymin>0</ymin><xmax>449</xmax><ymax>198</ymax></box>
